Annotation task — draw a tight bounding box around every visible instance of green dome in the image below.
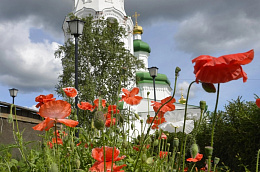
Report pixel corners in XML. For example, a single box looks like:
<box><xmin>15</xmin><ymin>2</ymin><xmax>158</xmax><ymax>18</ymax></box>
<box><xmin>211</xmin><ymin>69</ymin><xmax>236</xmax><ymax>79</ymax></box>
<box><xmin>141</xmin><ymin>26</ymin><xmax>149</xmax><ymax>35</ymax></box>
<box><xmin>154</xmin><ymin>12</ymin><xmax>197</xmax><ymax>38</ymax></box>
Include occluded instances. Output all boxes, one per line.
<box><xmin>136</xmin><ymin>71</ymin><xmax>171</xmax><ymax>86</ymax></box>
<box><xmin>133</xmin><ymin>40</ymin><xmax>151</xmax><ymax>53</ymax></box>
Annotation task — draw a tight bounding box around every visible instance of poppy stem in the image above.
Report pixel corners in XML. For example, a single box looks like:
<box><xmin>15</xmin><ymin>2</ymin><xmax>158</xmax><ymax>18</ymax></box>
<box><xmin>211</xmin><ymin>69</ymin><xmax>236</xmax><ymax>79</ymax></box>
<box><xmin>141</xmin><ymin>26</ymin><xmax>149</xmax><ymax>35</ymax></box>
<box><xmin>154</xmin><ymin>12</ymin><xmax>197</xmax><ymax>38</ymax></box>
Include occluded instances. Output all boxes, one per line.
<box><xmin>176</xmin><ymin>80</ymin><xmax>196</xmax><ymax>172</ymax></box>
<box><xmin>210</xmin><ymin>83</ymin><xmax>220</xmax><ymax>148</ymax></box>
<box><xmin>133</xmin><ymin>68</ymin><xmax>179</xmax><ymax>171</ymax></box>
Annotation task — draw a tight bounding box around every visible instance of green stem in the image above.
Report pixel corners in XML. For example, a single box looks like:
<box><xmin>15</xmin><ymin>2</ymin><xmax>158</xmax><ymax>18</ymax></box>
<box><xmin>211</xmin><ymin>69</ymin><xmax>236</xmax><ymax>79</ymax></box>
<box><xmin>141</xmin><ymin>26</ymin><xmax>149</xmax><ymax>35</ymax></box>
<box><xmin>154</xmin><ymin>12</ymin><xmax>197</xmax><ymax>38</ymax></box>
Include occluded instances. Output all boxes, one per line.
<box><xmin>102</xmin><ymin>131</ymin><xmax>106</xmax><ymax>171</ymax></box>
<box><xmin>177</xmin><ymin>81</ymin><xmax>196</xmax><ymax>172</ymax></box>
<box><xmin>133</xmin><ymin>70</ymin><xmax>179</xmax><ymax>171</ymax></box>
<box><xmin>211</xmin><ymin>83</ymin><xmax>220</xmax><ymax>148</ymax></box>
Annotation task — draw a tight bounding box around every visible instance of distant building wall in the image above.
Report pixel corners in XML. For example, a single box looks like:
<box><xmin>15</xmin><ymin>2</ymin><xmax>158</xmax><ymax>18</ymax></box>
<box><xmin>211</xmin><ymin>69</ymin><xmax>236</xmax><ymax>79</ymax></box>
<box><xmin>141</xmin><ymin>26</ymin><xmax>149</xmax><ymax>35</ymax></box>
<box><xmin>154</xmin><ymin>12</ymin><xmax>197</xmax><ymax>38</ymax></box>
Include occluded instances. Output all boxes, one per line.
<box><xmin>0</xmin><ymin>101</ymin><xmax>43</xmax><ymax>157</ymax></box>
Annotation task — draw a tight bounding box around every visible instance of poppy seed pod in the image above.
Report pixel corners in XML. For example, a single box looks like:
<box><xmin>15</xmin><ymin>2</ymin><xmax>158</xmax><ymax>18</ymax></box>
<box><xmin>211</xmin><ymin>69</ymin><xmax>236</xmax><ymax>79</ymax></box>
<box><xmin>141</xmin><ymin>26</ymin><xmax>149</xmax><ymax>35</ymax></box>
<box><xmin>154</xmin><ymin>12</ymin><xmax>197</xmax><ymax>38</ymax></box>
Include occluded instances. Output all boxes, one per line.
<box><xmin>147</xmin><ymin>91</ymin><xmax>150</xmax><ymax>96</ymax></box>
<box><xmin>202</xmin><ymin>82</ymin><xmax>216</xmax><ymax>93</ymax></box>
<box><xmin>75</xmin><ymin>159</ymin><xmax>80</xmax><ymax>169</ymax></box>
<box><xmin>49</xmin><ymin>163</ymin><xmax>59</xmax><ymax>172</ymax></box>
<box><xmin>7</xmin><ymin>113</ymin><xmax>13</xmax><ymax>123</ymax></box>
<box><xmin>200</xmin><ymin>101</ymin><xmax>206</xmax><ymax>111</ymax></box>
<box><xmin>142</xmin><ymin>154</ymin><xmax>147</xmax><ymax>161</ymax></box>
<box><xmin>94</xmin><ymin>111</ymin><xmax>105</xmax><ymax>130</ymax></box>
<box><xmin>205</xmin><ymin>146</ymin><xmax>213</xmax><ymax>157</ymax></box>
<box><xmin>173</xmin><ymin>138</ymin><xmax>179</xmax><ymax>147</ymax></box>
<box><xmin>153</xmin><ymin>140</ymin><xmax>159</xmax><ymax>146</ymax></box>
<box><xmin>190</xmin><ymin>143</ymin><xmax>199</xmax><ymax>158</ymax></box>
<box><xmin>214</xmin><ymin>157</ymin><xmax>220</xmax><ymax>165</ymax></box>
<box><xmin>146</xmin><ymin>157</ymin><xmax>153</xmax><ymax>165</ymax></box>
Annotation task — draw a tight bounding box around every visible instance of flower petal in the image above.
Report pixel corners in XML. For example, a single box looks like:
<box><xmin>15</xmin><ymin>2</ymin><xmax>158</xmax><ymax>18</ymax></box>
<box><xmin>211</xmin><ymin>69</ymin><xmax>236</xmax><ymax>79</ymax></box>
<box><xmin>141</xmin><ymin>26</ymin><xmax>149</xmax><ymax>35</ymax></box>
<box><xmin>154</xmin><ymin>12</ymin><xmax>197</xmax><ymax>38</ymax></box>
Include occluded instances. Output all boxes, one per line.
<box><xmin>39</xmin><ymin>100</ymin><xmax>71</xmax><ymax>119</ymax></box>
<box><xmin>57</xmin><ymin>119</ymin><xmax>78</xmax><ymax>127</ymax></box>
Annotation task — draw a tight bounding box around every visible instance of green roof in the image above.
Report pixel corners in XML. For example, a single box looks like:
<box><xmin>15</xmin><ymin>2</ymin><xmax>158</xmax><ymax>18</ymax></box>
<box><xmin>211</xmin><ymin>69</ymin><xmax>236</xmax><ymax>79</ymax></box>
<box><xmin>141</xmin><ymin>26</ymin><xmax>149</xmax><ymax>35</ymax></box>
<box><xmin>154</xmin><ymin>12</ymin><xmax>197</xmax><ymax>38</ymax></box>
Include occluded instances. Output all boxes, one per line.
<box><xmin>136</xmin><ymin>71</ymin><xmax>171</xmax><ymax>86</ymax></box>
<box><xmin>133</xmin><ymin>39</ymin><xmax>151</xmax><ymax>53</ymax></box>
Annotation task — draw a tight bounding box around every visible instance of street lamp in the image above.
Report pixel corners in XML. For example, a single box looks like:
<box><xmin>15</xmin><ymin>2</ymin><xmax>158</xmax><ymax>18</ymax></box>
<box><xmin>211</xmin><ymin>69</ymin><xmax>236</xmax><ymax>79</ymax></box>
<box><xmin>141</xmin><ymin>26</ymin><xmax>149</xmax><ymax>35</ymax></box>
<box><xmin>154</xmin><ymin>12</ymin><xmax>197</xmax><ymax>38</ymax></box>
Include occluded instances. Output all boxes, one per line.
<box><xmin>67</xmin><ymin>19</ymin><xmax>85</xmax><ymax>137</ymax></box>
<box><xmin>9</xmin><ymin>88</ymin><xmax>18</xmax><ymax>104</ymax></box>
<box><xmin>148</xmin><ymin>67</ymin><xmax>158</xmax><ymax>102</ymax></box>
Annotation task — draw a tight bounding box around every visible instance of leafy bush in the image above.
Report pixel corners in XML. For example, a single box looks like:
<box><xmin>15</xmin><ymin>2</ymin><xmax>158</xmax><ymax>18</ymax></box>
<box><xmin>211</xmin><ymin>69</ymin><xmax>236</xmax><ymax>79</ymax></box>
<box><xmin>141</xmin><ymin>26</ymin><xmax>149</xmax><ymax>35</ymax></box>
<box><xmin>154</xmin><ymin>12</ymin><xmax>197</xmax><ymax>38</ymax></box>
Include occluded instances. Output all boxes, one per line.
<box><xmin>196</xmin><ymin>97</ymin><xmax>260</xmax><ymax>171</ymax></box>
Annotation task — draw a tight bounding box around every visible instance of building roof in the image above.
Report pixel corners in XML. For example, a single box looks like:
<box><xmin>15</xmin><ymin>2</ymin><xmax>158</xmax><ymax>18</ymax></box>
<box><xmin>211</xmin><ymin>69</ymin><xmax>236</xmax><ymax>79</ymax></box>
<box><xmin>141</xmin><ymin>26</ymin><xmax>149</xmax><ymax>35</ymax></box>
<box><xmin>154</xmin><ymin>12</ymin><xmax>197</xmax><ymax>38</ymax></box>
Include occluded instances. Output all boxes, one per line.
<box><xmin>133</xmin><ymin>39</ymin><xmax>151</xmax><ymax>53</ymax></box>
<box><xmin>136</xmin><ymin>71</ymin><xmax>171</xmax><ymax>86</ymax></box>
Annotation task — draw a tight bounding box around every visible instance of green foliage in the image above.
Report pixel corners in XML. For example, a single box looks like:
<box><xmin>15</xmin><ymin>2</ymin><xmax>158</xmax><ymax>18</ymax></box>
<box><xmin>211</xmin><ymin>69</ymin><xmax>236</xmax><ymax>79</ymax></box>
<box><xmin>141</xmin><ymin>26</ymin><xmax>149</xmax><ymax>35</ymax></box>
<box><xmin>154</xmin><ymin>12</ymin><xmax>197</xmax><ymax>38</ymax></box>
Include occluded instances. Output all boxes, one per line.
<box><xmin>55</xmin><ymin>16</ymin><xmax>144</xmax><ymax>105</ymax></box>
<box><xmin>196</xmin><ymin>96</ymin><xmax>260</xmax><ymax>171</ymax></box>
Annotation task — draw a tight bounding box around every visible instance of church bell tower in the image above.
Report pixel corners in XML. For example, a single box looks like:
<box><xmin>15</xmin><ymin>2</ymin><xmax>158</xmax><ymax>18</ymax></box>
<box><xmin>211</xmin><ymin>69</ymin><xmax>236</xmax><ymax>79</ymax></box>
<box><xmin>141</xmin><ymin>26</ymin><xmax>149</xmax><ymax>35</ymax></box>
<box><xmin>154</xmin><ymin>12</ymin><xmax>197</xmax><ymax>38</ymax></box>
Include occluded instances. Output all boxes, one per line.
<box><xmin>63</xmin><ymin>0</ymin><xmax>134</xmax><ymax>53</ymax></box>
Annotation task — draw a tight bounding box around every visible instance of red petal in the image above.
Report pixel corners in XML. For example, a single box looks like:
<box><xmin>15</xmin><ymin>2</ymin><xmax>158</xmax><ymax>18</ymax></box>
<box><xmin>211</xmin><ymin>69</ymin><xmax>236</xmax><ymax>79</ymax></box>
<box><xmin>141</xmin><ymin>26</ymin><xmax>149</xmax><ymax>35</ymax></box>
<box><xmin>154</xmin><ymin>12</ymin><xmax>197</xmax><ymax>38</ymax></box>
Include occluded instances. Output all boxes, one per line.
<box><xmin>256</xmin><ymin>99</ymin><xmax>260</xmax><ymax>108</ymax></box>
<box><xmin>129</xmin><ymin>87</ymin><xmax>139</xmax><ymax>97</ymax></box>
<box><xmin>39</xmin><ymin>100</ymin><xmax>71</xmax><ymax>119</ymax></box>
<box><xmin>57</xmin><ymin>119</ymin><xmax>78</xmax><ymax>127</ymax></box>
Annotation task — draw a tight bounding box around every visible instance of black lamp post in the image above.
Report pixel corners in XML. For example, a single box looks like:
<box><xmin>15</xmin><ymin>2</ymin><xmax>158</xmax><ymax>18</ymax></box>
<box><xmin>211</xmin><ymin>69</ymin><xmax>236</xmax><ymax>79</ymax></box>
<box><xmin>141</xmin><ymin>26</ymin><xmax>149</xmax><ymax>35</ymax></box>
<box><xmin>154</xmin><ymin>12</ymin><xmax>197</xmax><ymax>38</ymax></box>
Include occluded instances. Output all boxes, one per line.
<box><xmin>67</xmin><ymin>19</ymin><xmax>85</xmax><ymax>136</ymax></box>
<box><xmin>9</xmin><ymin>88</ymin><xmax>18</xmax><ymax>104</ymax></box>
<box><xmin>148</xmin><ymin>67</ymin><xmax>158</xmax><ymax>102</ymax></box>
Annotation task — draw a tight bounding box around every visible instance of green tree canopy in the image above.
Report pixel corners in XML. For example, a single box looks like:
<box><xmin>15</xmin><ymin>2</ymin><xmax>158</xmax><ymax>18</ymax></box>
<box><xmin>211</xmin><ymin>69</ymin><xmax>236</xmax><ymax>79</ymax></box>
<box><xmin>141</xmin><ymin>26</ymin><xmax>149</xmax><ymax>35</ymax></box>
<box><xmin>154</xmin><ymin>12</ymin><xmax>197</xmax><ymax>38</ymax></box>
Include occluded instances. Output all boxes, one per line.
<box><xmin>55</xmin><ymin>16</ymin><xmax>144</xmax><ymax>104</ymax></box>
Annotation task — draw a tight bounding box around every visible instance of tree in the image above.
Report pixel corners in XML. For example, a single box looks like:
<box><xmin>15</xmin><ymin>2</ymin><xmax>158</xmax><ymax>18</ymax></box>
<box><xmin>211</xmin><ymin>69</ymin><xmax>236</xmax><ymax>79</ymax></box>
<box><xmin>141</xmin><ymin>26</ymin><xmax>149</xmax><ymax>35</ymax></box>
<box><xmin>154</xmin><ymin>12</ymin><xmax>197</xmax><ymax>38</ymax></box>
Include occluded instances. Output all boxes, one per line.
<box><xmin>196</xmin><ymin>97</ymin><xmax>260</xmax><ymax>171</ymax></box>
<box><xmin>55</xmin><ymin>16</ymin><xmax>144</xmax><ymax>105</ymax></box>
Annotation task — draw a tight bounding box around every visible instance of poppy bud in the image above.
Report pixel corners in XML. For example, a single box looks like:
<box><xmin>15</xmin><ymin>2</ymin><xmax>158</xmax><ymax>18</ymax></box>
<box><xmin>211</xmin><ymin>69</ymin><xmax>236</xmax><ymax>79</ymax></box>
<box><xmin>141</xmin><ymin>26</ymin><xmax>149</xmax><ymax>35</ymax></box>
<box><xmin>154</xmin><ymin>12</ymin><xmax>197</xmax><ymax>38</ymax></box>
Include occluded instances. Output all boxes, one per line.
<box><xmin>173</xmin><ymin>138</ymin><xmax>179</xmax><ymax>147</ymax></box>
<box><xmin>153</xmin><ymin>140</ymin><xmax>159</xmax><ymax>146</ymax></box>
<box><xmin>94</xmin><ymin>111</ymin><xmax>105</xmax><ymax>130</ymax></box>
<box><xmin>49</xmin><ymin>163</ymin><xmax>59</xmax><ymax>172</ymax></box>
<box><xmin>119</xmin><ymin>115</ymin><xmax>124</xmax><ymax>123</ymax></box>
<box><xmin>131</xmin><ymin>123</ymin><xmax>134</xmax><ymax>130</ymax></box>
<box><xmin>7</xmin><ymin>113</ymin><xmax>13</xmax><ymax>123</ymax></box>
<box><xmin>147</xmin><ymin>92</ymin><xmax>150</xmax><ymax>96</ymax></box>
<box><xmin>175</xmin><ymin>67</ymin><xmax>181</xmax><ymax>76</ymax></box>
<box><xmin>167</xmin><ymin>143</ymin><xmax>171</xmax><ymax>148</ymax></box>
<box><xmin>205</xmin><ymin>146</ymin><xmax>213</xmax><ymax>157</ymax></box>
<box><xmin>190</xmin><ymin>143</ymin><xmax>199</xmax><ymax>158</ymax></box>
<box><xmin>146</xmin><ymin>157</ymin><xmax>153</xmax><ymax>164</ymax></box>
<box><xmin>140</xmin><ymin>119</ymin><xmax>143</xmax><ymax>123</ymax></box>
<box><xmin>135</xmin><ymin>113</ymin><xmax>140</xmax><ymax>120</ymax></box>
<box><xmin>122</xmin><ymin>140</ymin><xmax>128</xmax><ymax>148</ymax></box>
<box><xmin>200</xmin><ymin>101</ymin><xmax>206</xmax><ymax>111</ymax></box>
<box><xmin>202</xmin><ymin>82</ymin><xmax>216</xmax><ymax>93</ymax></box>
<box><xmin>214</xmin><ymin>157</ymin><xmax>220</xmax><ymax>165</ymax></box>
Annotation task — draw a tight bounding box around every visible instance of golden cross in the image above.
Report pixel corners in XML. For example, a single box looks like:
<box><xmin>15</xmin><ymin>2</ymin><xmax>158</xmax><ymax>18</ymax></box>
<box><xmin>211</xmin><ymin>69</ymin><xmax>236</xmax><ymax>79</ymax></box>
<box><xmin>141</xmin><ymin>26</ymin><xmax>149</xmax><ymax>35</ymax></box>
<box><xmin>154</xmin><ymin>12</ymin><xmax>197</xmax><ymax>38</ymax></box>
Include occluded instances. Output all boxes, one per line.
<box><xmin>132</xmin><ymin>12</ymin><xmax>140</xmax><ymax>26</ymax></box>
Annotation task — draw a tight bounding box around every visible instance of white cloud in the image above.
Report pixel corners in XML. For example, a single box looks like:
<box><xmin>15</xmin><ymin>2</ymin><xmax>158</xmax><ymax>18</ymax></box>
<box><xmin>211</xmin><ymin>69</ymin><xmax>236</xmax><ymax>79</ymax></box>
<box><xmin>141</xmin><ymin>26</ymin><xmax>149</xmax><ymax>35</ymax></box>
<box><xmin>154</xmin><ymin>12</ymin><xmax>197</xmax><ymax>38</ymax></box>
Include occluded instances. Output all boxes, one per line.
<box><xmin>0</xmin><ymin>19</ymin><xmax>62</xmax><ymax>93</ymax></box>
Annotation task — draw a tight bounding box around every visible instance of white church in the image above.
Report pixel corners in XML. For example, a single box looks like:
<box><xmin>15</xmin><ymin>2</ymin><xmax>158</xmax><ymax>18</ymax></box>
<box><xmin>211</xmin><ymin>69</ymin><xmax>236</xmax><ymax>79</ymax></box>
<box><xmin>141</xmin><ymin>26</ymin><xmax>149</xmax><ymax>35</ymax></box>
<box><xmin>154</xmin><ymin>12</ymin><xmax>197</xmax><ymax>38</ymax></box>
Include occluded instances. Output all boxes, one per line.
<box><xmin>62</xmin><ymin>0</ymin><xmax>201</xmax><ymax>130</ymax></box>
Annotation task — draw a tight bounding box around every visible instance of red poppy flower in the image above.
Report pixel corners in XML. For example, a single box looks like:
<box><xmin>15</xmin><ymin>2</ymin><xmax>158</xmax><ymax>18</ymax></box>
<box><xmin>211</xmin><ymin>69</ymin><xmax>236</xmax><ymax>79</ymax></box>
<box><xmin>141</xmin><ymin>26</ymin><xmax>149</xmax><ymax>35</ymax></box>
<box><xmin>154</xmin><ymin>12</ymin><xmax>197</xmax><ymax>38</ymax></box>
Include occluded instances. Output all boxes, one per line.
<box><xmin>93</xmin><ymin>99</ymin><xmax>107</xmax><ymax>109</ymax></box>
<box><xmin>146</xmin><ymin>117</ymin><xmax>166</xmax><ymax>125</ymax></box>
<box><xmin>159</xmin><ymin>151</ymin><xmax>168</xmax><ymax>158</ymax></box>
<box><xmin>151</xmin><ymin>96</ymin><xmax>176</xmax><ymax>113</ymax></box>
<box><xmin>192</xmin><ymin>49</ymin><xmax>254</xmax><ymax>83</ymax></box>
<box><xmin>89</xmin><ymin>161</ymin><xmax>127</xmax><ymax>172</ymax></box>
<box><xmin>89</xmin><ymin>146</ymin><xmax>126</xmax><ymax>172</ymax></box>
<box><xmin>32</xmin><ymin>100</ymin><xmax>78</xmax><ymax>131</ymax></box>
<box><xmin>133</xmin><ymin>145</ymin><xmax>150</xmax><ymax>151</ymax></box>
<box><xmin>120</xmin><ymin>87</ymin><xmax>143</xmax><ymax>105</ymax></box>
<box><xmin>186</xmin><ymin>153</ymin><xmax>203</xmax><ymax>162</ymax></box>
<box><xmin>159</xmin><ymin>133</ymin><xmax>167</xmax><ymax>140</ymax></box>
<box><xmin>256</xmin><ymin>98</ymin><xmax>260</xmax><ymax>108</ymax></box>
<box><xmin>78</xmin><ymin>102</ymin><xmax>95</xmax><ymax>111</ymax></box>
<box><xmin>105</xmin><ymin>117</ymin><xmax>117</xmax><ymax>127</ymax></box>
<box><xmin>107</xmin><ymin>105</ymin><xmax>120</xmax><ymax>114</ymax></box>
<box><xmin>63</xmin><ymin>87</ymin><xmax>78</xmax><ymax>98</ymax></box>
<box><xmin>47</xmin><ymin>141</ymin><xmax>53</xmax><ymax>149</ymax></box>
<box><xmin>35</xmin><ymin>94</ymin><xmax>56</xmax><ymax>108</ymax></box>
<box><xmin>52</xmin><ymin>138</ymin><xmax>63</xmax><ymax>145</ymax></box>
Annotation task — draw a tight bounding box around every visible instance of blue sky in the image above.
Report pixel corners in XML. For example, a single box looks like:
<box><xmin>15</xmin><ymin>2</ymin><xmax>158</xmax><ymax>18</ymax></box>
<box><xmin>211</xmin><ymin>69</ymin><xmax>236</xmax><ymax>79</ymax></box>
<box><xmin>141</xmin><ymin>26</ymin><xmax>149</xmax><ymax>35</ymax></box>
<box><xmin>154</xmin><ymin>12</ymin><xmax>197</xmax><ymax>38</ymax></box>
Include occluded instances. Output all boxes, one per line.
<box><xmin>0</xmin><ymin>0</ymin><xmax>260</xmax><ymax>112</ymax></box>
